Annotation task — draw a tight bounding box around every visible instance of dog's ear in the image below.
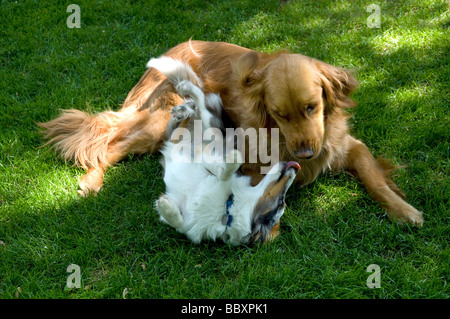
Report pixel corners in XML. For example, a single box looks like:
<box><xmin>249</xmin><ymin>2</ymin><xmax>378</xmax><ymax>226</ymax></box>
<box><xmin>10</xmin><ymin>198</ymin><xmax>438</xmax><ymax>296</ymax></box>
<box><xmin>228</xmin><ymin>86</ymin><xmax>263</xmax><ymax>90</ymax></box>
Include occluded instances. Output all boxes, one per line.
<box><xmin>231</xmin><ymin>52</ymin><xmax>267</xmax><ymax>127</ymax></box>
<box><xmin>251</xmin><ymin>207</ymin><xmax>283</xmax><ymax>244</ymax></box>
<box><xmin>233</xmin><ymin>51</ymin><xmax>262</xmax><ymax>87</ymax></box>
<box><xmin>314</xmin><ymin>60</ymin><xmax>359</xmax><ymax>112</ymax></box>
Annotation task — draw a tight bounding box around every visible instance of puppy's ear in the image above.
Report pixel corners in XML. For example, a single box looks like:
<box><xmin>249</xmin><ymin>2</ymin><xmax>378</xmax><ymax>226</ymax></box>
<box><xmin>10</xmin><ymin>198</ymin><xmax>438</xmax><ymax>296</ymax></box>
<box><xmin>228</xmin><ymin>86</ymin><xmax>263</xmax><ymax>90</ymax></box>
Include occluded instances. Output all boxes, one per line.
<box><xmin>251</xmin><ymin>208</ymin><xmax>282</xmax><ymax>244</ymax></box>
<box><xmin>314</xmin><ymin>60</ymin><xmax>359</xmax><ymax>112</ymax></box>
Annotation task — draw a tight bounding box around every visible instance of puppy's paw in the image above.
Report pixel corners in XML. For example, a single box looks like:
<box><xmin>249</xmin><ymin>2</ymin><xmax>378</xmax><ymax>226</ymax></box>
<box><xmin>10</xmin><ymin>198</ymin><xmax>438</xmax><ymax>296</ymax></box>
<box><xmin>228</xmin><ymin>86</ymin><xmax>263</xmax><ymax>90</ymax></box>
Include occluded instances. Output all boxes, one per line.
<box><xmin>155</xmin><ymin>195</ymin><xmax>183</xmax><ymax>228</ymax></box>
<box><xmin>218</xmin><ymin>149</ymin><xmax>243</xmax><ymax>181</ymax></box>
<box><xmin>171</xmin><ymin>101</ymin><xmax>197</xmax><ymax>121</ymax></box>
<box><xmin>175</xmin><ymin>80</ymin><xmax>195</xmax><ymax>97</ymax></box>
<box><xmin>225</xmin><ymin>149</ymin><xmax>243</xmax><ymax>164</ymax></box>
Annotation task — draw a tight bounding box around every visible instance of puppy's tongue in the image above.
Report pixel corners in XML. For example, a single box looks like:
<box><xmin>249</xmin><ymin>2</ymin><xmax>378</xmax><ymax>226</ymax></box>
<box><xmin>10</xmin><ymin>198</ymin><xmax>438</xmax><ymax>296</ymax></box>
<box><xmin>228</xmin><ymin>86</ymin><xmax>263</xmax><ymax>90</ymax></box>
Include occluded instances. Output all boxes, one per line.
<box><xmin>286</xmin><ymin>161</ymin><xmax>301</xmax><ymax>171</ymax></box>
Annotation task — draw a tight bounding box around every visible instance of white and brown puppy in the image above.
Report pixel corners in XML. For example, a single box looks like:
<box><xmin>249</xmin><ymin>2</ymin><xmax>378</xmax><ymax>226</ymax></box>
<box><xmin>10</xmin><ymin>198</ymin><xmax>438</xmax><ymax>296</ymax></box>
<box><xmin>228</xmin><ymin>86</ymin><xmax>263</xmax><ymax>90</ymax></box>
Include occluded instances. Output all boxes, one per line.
<box><xmin>149</xmin><ymin>57</ymin><xmax>300</xmax><ymax>244</ymax></box>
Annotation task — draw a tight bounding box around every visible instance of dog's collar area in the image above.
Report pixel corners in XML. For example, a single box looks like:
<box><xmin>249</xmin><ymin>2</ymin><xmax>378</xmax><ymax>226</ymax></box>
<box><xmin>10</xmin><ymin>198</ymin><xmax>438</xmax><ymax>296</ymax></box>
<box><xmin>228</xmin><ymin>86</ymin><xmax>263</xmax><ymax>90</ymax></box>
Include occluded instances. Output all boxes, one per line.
<box><xmin>222</xmin><ymin>194</ymin><xmax>234</xmax><ymax>227</ymax></box>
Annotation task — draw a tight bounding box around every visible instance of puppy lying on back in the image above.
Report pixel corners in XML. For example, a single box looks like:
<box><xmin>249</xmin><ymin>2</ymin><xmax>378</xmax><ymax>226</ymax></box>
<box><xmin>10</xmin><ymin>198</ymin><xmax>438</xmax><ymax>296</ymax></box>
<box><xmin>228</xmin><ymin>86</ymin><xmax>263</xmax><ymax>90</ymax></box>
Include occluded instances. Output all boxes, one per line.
<box><xmin>148</xmin><ymin>57</ymin><xmax>301</xmax><ymax>244</ymax></box>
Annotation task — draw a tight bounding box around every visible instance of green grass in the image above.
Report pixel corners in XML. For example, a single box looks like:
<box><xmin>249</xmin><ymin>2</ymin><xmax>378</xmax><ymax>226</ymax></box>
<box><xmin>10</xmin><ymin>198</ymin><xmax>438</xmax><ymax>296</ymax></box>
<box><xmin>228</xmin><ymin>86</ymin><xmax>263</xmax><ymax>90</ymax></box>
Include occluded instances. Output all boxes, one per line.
<box><xmin>0</xmin><ymin>0</ymin><xmax>448</xmax><ymax>299</ymax></box>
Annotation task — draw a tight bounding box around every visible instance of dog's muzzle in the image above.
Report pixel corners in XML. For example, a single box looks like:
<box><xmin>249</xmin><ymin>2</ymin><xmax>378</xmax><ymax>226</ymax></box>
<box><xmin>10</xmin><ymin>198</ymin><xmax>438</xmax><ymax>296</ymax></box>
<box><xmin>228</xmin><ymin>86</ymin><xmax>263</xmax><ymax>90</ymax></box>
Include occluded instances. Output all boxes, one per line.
<box><xmin>294</xmin><ymin>148</ymin><xmax>314</xmax><ymax>159</ymax></box>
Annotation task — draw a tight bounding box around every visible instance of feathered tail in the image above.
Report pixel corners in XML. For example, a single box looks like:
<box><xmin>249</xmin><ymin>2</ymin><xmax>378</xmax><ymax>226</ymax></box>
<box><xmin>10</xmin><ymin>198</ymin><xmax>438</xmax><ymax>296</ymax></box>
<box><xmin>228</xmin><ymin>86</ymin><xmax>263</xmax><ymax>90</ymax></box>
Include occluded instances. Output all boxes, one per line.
<box><xmin>37</xmin><ymin>109</ymin><xmax>126</xmax><ymax>170</ymax></box>
<box><xmin>37</xmin><ymin>103</ymin><xmax>157</xmax><ymax>172</ymax></box>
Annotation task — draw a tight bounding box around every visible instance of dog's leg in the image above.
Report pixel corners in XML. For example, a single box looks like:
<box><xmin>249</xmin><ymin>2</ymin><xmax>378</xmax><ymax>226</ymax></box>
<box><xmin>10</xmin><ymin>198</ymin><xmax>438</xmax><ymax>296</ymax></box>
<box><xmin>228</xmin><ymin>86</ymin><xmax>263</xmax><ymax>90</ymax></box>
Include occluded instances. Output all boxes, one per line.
<box><xmin>175</xmin><ymin>80</ymin><xmax>215</xmax><ymax>129</ymax></box>
<box><xmin>171</xmin><ymin>101</ymin><xmax>197</xmax><ymax>121</ymax></box>
<box><xmin>76</xmin><ymin>107</ymin><xmax>172</xmax><ymax>196</ymax></box>
<box><xmin>344</xmin><ymin>136</ymin><xmax>424</xmax><ymax>226</ymax></box>
<box><xmin>155</xmin><ymin>195</ymin><xmax>184</xmax><ymax>228</ymax></box>
<box><xmin>78</xmin><ymin>167</ymin><xmax>105</xmax><ymax>197</ymax></box>
<box><xmin>221</xmin><ymin>149</ymin><xmax>244</xmax><ymax>181</ymax></box>
<box><xmin>165</xmin><ymin>100</ymin><xmax>197</xmax><ymax>141</ymax></box>
<box><xmin>202</xmin><ymin>149</ymin><xmax>243</xmax><ymax>181</ymax></box>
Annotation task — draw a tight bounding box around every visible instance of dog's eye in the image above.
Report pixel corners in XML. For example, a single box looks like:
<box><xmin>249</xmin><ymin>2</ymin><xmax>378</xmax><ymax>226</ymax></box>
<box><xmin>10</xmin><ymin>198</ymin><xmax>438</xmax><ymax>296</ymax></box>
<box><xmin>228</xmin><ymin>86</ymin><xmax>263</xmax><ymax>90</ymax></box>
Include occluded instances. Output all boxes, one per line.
<box><xmin>275</xmin><ymin>111</ymin><xmax>287</xmax><ymax>119</ymax></box>
<box><xmin>306</xmin><ymin>104</ymin><xmax>317</xmax><ymax>113</ymax></box>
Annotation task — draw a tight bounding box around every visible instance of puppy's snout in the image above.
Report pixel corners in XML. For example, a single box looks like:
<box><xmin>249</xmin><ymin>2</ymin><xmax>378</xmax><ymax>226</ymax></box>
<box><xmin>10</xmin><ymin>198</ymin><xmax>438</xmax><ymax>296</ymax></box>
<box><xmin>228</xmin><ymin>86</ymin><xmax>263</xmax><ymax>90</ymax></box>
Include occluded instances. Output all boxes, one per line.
<box><xmin>295</xmin><ymin>148</ymin><xmax>314</xmax><ymax>159</ymax></box>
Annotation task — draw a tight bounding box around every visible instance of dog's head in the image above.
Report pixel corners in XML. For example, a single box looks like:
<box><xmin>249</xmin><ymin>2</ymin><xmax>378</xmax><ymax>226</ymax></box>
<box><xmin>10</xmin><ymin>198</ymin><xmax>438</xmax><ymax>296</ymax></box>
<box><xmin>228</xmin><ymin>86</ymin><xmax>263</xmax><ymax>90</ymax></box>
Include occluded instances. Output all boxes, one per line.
<box><xmin>230</xmin><ymin>161</ymin><xmax>300</xmax><ymax>244</ymax></box>
<box><xmin>250</xmin><ymin>161</ymin><xmax>300</xmax><ymax>243</ymax></box>
<box><xmin>232</xmin><ymin>51</ymin><xmax>358</xmax><ymax>161</ymax></box>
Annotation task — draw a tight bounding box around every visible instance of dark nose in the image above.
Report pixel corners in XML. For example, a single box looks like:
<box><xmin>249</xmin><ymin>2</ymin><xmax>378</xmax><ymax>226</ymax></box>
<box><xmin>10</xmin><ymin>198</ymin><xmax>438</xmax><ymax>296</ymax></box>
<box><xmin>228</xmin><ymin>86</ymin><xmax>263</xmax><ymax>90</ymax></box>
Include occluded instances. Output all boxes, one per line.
<box><xmin>295</xmin><ymin>148</ymin><xmax>314</xmax><ymax>159</ymax></box>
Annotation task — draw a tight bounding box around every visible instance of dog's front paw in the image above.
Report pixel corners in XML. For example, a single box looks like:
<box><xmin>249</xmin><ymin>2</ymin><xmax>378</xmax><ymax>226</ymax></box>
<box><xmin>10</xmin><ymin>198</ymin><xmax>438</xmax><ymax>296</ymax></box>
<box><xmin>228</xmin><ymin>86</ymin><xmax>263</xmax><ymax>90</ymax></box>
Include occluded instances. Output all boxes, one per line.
<box><xmin>155</xmin><ymin>195</ymin><xmax>184</xmax><ymax>228</ymax></box>
<box><xmin>402</xmin><ymin>207</ymin><xmax>424</xmax><ymax>227</ymax></box>
<box><xmin>226</xmin><ymin>149</ymin><xmax>244</xmax><ymax>164</ymax></box>
<box><xmin>217</xmin><ymin>149</ymin><xmax>243</xmax><ymax>181</ymax></box>
<box><xmin>175</xmin><ymin>80</ymin><xmax>194</xmax><ymax>97</ymax></box>
<box><xmin>171</xmin><ymin>101</ymin><xmax>197</xmax><ymax>121</ymax></box>
<box><xmin>388</xmin><ymin>203</ymin><xmax>424</xmax><ymax>227</ymax></box>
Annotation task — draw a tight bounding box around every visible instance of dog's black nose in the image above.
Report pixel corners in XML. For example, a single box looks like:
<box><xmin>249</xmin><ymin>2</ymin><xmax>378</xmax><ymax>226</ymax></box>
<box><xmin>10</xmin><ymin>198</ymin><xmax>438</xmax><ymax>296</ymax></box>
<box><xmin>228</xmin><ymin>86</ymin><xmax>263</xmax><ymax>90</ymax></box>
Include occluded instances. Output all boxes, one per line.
<box><xmin>295</xmin><ymin>148</ymin><xmax>314</xmax><ymax>159</ymax></box>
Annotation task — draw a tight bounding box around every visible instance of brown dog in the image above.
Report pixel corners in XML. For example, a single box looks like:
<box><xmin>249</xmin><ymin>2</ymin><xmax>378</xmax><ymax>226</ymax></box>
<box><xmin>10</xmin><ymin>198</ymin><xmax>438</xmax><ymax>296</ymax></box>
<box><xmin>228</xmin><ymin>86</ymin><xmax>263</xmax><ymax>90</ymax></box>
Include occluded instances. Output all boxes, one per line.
<box><xmin>39</xmin><ymin>40</ymin><xmax>423</xmax><ymax>226</ymax></box>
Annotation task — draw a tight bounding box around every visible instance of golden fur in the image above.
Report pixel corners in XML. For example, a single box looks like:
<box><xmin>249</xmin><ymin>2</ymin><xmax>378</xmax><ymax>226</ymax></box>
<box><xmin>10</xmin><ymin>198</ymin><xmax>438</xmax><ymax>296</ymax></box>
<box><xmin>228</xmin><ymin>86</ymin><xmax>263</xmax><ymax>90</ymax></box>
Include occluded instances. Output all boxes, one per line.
<box><xmin>39</xmin><ymin>40</ymin><xmax>423</xmax><ymax>226</ymax></box>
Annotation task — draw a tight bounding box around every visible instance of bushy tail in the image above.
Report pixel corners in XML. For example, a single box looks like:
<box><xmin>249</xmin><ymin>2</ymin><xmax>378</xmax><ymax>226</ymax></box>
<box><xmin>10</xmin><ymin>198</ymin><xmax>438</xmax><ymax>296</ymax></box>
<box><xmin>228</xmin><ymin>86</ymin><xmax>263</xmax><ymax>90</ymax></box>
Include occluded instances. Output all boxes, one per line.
<box><xmin>37</xmin><ymin>109</ymin><xmax>125</xmax><ymax>171</ymax></box>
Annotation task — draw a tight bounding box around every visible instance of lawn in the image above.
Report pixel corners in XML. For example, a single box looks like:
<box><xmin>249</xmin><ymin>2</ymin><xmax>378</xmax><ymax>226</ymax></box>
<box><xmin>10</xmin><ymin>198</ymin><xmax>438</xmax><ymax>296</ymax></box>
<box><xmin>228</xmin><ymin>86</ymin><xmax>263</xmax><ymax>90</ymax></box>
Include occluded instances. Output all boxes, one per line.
<box><xmin>0</xmin><ymin>0</ymin><xmax>448</xmax><ymax>299</ymax></box>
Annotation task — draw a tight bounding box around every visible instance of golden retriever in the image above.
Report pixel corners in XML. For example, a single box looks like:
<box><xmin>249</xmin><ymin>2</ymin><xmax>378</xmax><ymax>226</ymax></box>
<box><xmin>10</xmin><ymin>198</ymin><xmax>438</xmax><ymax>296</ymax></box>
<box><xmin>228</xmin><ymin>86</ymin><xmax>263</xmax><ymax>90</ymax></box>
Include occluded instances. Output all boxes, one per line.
<box><xmin>39</xmin><ymin>40</ymin><xmax>423</xmax><ymax>226</ymax></box>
